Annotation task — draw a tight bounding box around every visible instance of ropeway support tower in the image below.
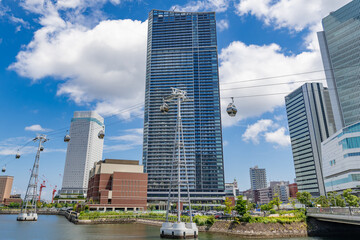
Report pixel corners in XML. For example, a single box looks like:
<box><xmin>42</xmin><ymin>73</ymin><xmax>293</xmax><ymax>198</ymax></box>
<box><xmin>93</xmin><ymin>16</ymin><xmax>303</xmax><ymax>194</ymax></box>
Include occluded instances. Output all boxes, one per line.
<box><xmin>160</xmin><ymin>88</ymin><xmax>198</xmax><ymax>238</ymax></box>
<box><xmin>17</xmin><ymin>135</ymin><xmax>47</xmax><ymax>221</ymax></box>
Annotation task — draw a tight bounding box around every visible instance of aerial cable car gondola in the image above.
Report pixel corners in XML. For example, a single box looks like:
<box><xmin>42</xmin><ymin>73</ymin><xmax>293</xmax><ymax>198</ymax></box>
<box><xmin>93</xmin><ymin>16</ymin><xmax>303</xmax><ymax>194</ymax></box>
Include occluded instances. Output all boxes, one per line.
<box><xmin>64</xmin><ymin>130</ymin><xmax>70</xmax><ymax>143</ymax></box>
<box><xmin>2</xmin><ymin>165</ymin><xmax>6</xmax><ymax>173</ymax></box>
<box><xmin>226</xmin><ymin>97</ymin><xmax>237</xmax><ymax>117</ymax></box>
<box><xmin>160</xmin><ymin>99</ymin><xmax>169</xmax><ymax>114</ymax></box>
<box><xmin>15</xmin><ymin>150</ymin><xmax>20</xmax><ymax>159</ymax></box>
<box><xmin>98</xmin><ymin>127</ymin><xmax>105</xmax><ymax>139</ymax></box>
<box><xmin>40</xmin><ymin>146</ymin><xmax>44</xmax><ymax>151</ymax></box>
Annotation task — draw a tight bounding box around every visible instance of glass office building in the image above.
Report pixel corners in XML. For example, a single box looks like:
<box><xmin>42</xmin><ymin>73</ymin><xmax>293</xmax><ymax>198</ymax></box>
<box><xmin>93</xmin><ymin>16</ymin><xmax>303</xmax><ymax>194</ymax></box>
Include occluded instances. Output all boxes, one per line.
<box><xmin>285</xmin><ymin>83</ymin><xmax>335</xmax><ymax>196</ymax></box>
<box><xmin>322</xmin><ymin>121</ymin><xmax>360</xmax><ymax>193</ymax></box>
<box><xmin>142</xmin><ymin>10</ymin><xmax>224</xmax><ymax>203</ymax></box>
<box><xmin>318</xmin><ymin>0</ymin><xmax>360</xmax><ymax>128</ymax></box>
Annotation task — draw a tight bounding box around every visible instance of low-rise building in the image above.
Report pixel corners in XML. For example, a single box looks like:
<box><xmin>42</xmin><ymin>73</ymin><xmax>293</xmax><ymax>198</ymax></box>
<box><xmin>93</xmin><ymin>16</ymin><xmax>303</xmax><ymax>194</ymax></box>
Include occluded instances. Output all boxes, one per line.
<box><xmin>288</xmin><ymin>183</ymin><xmax>298</xmax><ymax>198</ymax></box>
<box><xmin>258</xmin><ymin>187</ymin><xmax>272</xmax><ymax>205</ymax></box>
<box><xmin>322</xmin><ymin>121</ymin><xmax>360</xmax><ymax>194</ymax></box>
<box><xmin>225</xmin><ymin>179</ymin><xmax>240</xmax><ymax>197</ymax></box>
<box><xmin>270</xmin><ymin>181</ymin><xmax>290</xmax><ymax>203</ymax></box>
<box><xmin>87</xmin><ymin>159</ymin><xmax>148</xmax><ymax>211</ymax></box>
<box><xmin>4</xmin><ymin>194</ymin><xmax>22</xmax><ymax>206</ymax></box>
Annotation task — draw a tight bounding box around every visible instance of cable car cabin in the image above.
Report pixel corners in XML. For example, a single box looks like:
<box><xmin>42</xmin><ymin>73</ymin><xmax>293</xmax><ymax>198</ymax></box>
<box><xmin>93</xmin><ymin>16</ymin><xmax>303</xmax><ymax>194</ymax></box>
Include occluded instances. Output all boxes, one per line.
<box><xmin>226</xmin><ymin>103</ymin><xmax>237</xmax><ymax>117</ymax></box>
<box><xmin>2</xmin><ymin>167</ymin><xmax>5</xmax><ymax>173</ymax></box>
<box><xmin>98</xmin><ymin>130</ymin><xmax>105</xmax><ymax>139</ymax></box>
<box><xmin>64</xmin><ymin>135</ymin><xmax>70</xmax><ymax>142</ymax></box>
<box><xmin>40</xmin><ymin>146</ymin><xmax>44</xmax><ymax>151</ymax></box>
<box><xmin>15</xmin><ymin>153</ymin><xmax>20</xmax><ymax>159</ymax></box>
<box><xmin>160</xmin><ymin>103</ymin><xmax>169</xmax><ymax>114</ymax></box>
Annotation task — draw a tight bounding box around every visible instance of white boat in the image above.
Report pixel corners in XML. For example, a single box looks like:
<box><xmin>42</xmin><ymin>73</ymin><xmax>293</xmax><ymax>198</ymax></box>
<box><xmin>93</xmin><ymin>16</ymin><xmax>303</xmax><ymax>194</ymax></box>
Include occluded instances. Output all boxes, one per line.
<box><xmin>17</xmin><ymin>212</ymin><xmax>38</xmax><ymax>221</ymax></box>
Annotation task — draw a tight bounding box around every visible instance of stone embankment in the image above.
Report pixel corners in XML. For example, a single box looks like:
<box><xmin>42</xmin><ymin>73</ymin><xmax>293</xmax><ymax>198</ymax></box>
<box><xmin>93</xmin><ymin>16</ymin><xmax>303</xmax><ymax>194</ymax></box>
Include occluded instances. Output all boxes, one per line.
<box><xmin>0</xmin><ymin>209</ymin><xmax>60</xmax><ymax>215</ymax></box>
<box><xmin>206</xmin><ymin>221</ymin><xmax>307</xmax><ymax>238</ymax></box>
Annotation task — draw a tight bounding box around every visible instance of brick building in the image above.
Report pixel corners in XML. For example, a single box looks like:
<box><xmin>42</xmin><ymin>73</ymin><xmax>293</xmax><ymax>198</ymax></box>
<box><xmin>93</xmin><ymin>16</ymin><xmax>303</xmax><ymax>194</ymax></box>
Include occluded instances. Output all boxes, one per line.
<box><xmin>288</xmin><ymin>183</ymin><xmax>298</xmax><ymax>198</ymax></box>
<box><xmin>87</xmin><ymin>159</ymin><xmax>147</xmax><ymax>211</ymax></box>
<box><xmin>0</xmin><ymin>176</ymin><xmax>14</xmax><ymax>204</ymax></box>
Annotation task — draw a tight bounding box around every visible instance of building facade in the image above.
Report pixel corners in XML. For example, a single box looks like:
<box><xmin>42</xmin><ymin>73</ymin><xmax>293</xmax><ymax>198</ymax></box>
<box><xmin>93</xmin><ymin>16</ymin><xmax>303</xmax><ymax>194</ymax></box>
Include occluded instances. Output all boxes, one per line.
<box><xmin>0</xmin><ymin>176</ymin><xmax>13</xmax><ymax>204</ymax></box>
<box><xmin>61</xmin><ymin>111</ymin><xmax>105</xmax><ymax>196</ymax></box>
<box><xmin>250</xmin><ymin>166</ymin><xmax>267</xmax><ymax>190</ymax></box>
<box><xmin>258</xmin><ymin>187</ymin><xmax>272</xmax><ymax>205</ymax></box>
<box><xmin>322</xmin><ymin>121</ymin><xmax>360</xmax><ymax>194</ymax></box>
<box><xmin>142</xmin><ymin>10</ymin><xmax>225</xmax><ymax>202</ymax></box>
<box><xmin>225</xmin><ymin>179</ymin><xmax>239</xmax><ymax>197</ymax></box>
<box><xmin>318</xmin><ymin>0</ymin><xmax>360</xmax><ymax>128</ymax></box>
<box><xmin>288</xmin><ymin>183</ymin><xmax>298</xmax><ymax>198</ymax></box>
<box><xmin>270</xmin><ymin>181</ymin><xmax>290</xmax><ymax>204</ymax></box>
<box><xmin>87</xmin><ymin>159</ymin><xmax>148</xmax><ymax>211</ymax></box>
<box><xmin>285</xmin><ymin>83</ymin><xmax>335</xmax><ymax>196</ymax></box>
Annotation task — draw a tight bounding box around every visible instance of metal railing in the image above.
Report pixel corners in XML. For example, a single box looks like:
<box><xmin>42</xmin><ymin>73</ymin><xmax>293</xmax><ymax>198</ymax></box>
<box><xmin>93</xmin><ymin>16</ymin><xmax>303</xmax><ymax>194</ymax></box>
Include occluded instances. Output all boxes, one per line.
<box><xmin>307</xmin><ymin>207</ymin><xmax>360</xmax><ymax>216</ymax></box>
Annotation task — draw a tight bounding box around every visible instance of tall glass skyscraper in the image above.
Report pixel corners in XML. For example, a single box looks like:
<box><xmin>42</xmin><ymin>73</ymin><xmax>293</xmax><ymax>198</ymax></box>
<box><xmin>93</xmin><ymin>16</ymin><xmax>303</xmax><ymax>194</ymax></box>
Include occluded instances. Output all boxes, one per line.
<box><xmin>318</xmin><ymin>0</ymin><xmax>360</xmax><ymax>128</ymax></box>
<box><xmin>285</xmin><ymin>83</ymin><xmax>335</xmax><ymax>196</ymax></box>
<box><xmin>143</xmin><ymin>10</ymin><xmax>224</xmax><ymax>203</ymax></box>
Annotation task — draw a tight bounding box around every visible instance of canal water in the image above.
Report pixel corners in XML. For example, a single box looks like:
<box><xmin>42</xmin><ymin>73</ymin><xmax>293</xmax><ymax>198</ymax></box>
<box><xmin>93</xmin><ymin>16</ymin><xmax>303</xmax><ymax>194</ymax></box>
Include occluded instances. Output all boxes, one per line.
<box><xmin>0</xmin><ymin>215</ymin><xmax>336</xmax><ymax>240</ymax></box>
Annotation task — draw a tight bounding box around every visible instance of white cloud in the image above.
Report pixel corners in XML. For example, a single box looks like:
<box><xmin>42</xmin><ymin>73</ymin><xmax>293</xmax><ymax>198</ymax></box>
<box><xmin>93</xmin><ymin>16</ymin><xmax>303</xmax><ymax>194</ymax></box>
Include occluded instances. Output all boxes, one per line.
<box><xmin>264</xmin><ymin>127</ymin><xmax>290</xmax><ymax>147</ymax></box>
<box><xmin>235</xmin><ymin>0</ymin><xmax>352</xmax><ymax>32</ymax></box>
<box><xmin>242</xmin><ymin>119</ymin><xmax>273</xmax><ymax>144</ymax></box>
<box><xmin>172</xmin><ymin>0</ymin><xmax>230</xmax><ymax>13</ymax></box>
<box><xmin>24</xmin><ymin>124</ymin><xmax>49</xmax><ymax>132</ymax></box>
<box><xmin>219</xmin><ymin>41</ymin><xmax>323</xmax><ymax>127</ymax></box>
<box><xmin>105</xmin><ymin>128</ymin><xmax>143</xmax><ymax>152</ymax></box>
<box><xmin>217</xmin><ymin>19</ymin><xmax>229</xmax><ymax>31</ymax></box>
<box><xmin>9</xmin><ymin>14</ymin><xmax>147</xmax><ymax>119</ymax></box>
<box><xmin>242</xmin><ymin>119</ymin><xmax>290</xmax><ymax>147</ymax></box>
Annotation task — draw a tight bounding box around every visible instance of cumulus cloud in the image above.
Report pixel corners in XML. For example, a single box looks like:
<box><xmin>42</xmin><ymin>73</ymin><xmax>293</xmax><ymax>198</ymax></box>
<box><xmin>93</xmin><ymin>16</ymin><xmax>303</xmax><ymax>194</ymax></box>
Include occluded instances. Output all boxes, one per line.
<box><xmin>219</xmin><ymin>41</ymin><xmax>324</xmax><ymax>127</ymax></box>
<box><xmin>242</xmin><ymin>119</ymin><xmax>273</xmax><ymax>144</ymax></box>
<box><xmin>217</xmin><ymin>19</ymin><xmax>229</xmax><ymax>31</ymax></box>
<box><xmin>9</xmin><ymin>3</ymin><xmax>147</xmax><ymax>119</ymax></box>
<box><xmin>235</xmin><ymin>0</ymin><xmax>352</xmax><ymax>31</ymax></box>
<box><xmin>264</xmin><ymin>127</ymin><xmax>290</xmax><ymax>147</ymax></box>
<box><xmin>24</xmin><ymin>124</ymin><xmax>49</xmax><ymax>132</ymax></box>
<box><xmin>242</xmin><ymin>119</ymin><xmax>290</xmax><ymax>147</ymax></box>
<box><xmin>172</xmin><ymin>0</ymin><xmax>230</xmax><ymax>13</ymax></box>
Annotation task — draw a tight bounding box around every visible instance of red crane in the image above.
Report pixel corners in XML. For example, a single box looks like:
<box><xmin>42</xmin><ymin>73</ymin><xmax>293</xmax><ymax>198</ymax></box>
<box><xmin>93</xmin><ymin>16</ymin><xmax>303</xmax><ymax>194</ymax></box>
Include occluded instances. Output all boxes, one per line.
<box><xmin>51</xmin><ymin>185</ymin><xmax>57</xmax><ymax>203</ymax></box>
<box><xmin>38</xmin><ymin>180</ymin><xmax>46</xmax><ymax>202</ymax></box>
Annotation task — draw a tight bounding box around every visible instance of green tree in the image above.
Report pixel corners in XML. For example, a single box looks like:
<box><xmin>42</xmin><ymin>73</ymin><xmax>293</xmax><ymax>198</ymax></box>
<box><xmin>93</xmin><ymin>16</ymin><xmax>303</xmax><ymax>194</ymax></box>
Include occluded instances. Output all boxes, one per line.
<box><xmin>270</xmin><ymin>194</ymin><xmax>282</xmax><ymax>210</ymax></box>
<box><xmin>260</xmin><ymin>204</ymin><xmax>273</xmax><ymax>211</ymax></box>
<box><xmin>8</xmin><ymin>202</ymin><xmax>20</xmax><ymax>208</ymax></box>
<box><xmin>234</xmin><ymin>195</ymin><xmax>248</xmax><ymax>216</ymax></box>
<box><xmin>289</xmin><ymin>197</ymin><xmax>297</xmax><ymax>209</ymax></box>
<box><xmin>315</xmin><ymin>196</ymin><xmax>330</xmax><ymax>207</ymax></box>
<box><xmin>327</xmin><ymin>192</ymin><xmax>337</xmax><ymax>206</ymax></box>
<box><xmin>296</xmin><ymin>191</ymin><xmax>313</xmax><ymax>207</ymax></box>
<box><xmin>247</xmin><ymin>202</ymin><xmax>256</xmax><ymax>211</ymax></box>
<box><xmin>224</xmin><ymin>197</ymin><xmax>233</xmax><ymax>214</ymax></box>
<box><xmin>335</xmin><ymin>195</ymin><xmax>346</xmax><ymax>207</ymax></box>
<box><xmin>343</xmin><ymin>189</ymin><xmax>359</xmax><ymax>207</ymax></box>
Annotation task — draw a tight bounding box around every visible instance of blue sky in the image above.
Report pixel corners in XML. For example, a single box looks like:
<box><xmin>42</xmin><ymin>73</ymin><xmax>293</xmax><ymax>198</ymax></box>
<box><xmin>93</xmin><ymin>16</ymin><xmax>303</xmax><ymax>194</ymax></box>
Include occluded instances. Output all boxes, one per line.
<box><xmin>0</xmin><ymin>0</ymin><xmax>352</xmax><ymax>200</ymax></box>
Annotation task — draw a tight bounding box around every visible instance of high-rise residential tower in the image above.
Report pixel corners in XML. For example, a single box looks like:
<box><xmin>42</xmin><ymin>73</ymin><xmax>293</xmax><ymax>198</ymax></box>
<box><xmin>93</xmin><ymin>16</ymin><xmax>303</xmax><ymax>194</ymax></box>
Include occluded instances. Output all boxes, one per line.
<box><xmin>285</xmin><ymin>83</ymin><xmax>335</xmax><ymax>196</ymax></box>
<box><xmin>250</xmin><ymin>166</ymin><xmax>267</xmax><ymax>190</ymax></box>
<box><xmin>60</xmin><ymin>111</ymin><xmax>104</xmax><ymax>196</ymax></box>
<box><xmin>318</xmin><ymin>0</ymin><xmax>360</xmax><ymax>128</ymax></box>
<box><xmin>142</xmin><ymin>10</ymin><xmax>224</xmax><ymax>203</ymax></box>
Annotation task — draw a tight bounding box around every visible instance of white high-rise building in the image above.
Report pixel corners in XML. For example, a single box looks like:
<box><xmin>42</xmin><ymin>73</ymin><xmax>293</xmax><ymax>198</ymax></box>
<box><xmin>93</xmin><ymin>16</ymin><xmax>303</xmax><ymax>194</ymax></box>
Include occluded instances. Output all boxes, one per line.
<box><xmin>61</xmin><ymin>111</ymin><xmax>104</xmax><ymax>196</ymax></box>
